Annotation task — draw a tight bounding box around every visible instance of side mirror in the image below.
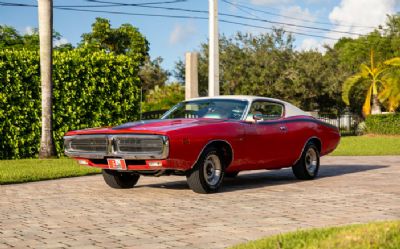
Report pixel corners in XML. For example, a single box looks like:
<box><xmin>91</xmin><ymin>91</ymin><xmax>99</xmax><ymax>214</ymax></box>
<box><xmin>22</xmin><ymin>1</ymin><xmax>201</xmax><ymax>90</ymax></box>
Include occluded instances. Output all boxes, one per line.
<box><xmin>253</xmin><ymin>113</ymin><xmax>263</xmax><ymax>122</ymax></box>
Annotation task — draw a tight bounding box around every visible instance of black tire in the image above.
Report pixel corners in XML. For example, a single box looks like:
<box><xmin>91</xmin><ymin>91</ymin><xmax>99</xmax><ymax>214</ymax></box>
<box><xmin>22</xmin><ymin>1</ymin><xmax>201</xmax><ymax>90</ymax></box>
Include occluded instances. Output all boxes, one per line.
<box><xmin>292</xmin><ymin>143</ymin><xmax>320</xmax><ymax>180</ymax></box>
<box><xmin>186</xmin><ymin>146</ymin><xmax>225</xmax><ymax>194</ymax></box>
<box><xmin>225</xmin><ymin>171</ymin><xmax>239</xmax><ymax>178</ymax></box>
<box><xmin>102</xmin><ymin>169</ymin><xmax>140</xmax><ymax>189</ymax></box>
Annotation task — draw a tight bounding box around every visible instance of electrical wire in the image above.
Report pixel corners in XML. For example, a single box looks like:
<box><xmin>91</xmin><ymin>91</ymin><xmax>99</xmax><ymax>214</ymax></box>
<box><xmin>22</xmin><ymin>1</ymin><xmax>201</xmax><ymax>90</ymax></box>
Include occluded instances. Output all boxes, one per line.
<box><xmin>82</xmin><ymin>0</ymin><xmax>365</xmax><ymax>36</ymax></box>
<box><xmin>222</xmin><ymin>0</ymin><xmax>376</xmax><ymax>29</ymax></box>
<box><xmin>0</xmin><ymin>1</ymin><xmax>362</xmax><ymax>40</ymax></box>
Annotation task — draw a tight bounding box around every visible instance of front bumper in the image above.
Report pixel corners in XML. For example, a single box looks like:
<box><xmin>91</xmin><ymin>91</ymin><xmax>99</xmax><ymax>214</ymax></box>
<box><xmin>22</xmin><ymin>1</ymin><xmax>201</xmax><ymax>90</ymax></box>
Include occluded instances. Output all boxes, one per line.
<box><xmin>74</xmin><ymin>157</ymin><xmax>172</xmax><ymax>171</ymax></box>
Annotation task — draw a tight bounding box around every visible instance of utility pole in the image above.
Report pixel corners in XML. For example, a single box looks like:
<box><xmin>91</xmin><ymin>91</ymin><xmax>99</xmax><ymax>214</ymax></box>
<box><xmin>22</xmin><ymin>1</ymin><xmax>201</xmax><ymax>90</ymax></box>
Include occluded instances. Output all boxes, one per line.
<box><xmin>38</xmin><ymin>0</ymin><xmax>56</xmax><ymax>158</ymax></box>
<box><xmin>185</xmin><ymin>52</ymin><xmax>199</xmax><ymax>100</ymax></box>
<box><xmin>208</xmin><ymin>0</ymin><xmax>219</xmax><ymax>96</ymax></box>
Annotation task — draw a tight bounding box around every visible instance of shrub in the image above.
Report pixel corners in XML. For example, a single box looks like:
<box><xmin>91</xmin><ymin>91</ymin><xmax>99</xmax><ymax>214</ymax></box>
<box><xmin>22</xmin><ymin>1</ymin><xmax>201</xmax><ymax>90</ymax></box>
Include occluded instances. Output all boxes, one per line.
<box><xmin>141</xmin><ymin>83</ymin><xmax>184</xmax><ymax>112</ymax></box>
<box><xmin>0</xmin><ymin>49</ymin><xmax>141</xmax><ymax>159</ymax></box>
<box><xmin>365</xmin><ymin>113</ymin><xmax>400</xmax><ymax>135</ymax></box>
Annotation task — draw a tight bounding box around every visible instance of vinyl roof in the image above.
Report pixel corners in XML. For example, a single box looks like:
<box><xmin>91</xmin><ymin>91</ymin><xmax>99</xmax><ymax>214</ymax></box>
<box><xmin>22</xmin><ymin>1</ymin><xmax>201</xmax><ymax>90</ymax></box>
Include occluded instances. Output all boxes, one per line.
<box><xmin>187</xmin><ymin>95</ymin><xmax>311</xmax><ymax>118</ymax></box>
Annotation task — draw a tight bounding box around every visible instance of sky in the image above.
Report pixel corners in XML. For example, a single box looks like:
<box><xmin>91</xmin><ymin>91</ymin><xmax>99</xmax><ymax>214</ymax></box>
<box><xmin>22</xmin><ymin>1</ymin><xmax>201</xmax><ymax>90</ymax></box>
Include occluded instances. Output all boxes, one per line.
<box><xmin>1</xmin><ymin>0</ymin><xmax>400</xmax><ymax>76</ymax></box>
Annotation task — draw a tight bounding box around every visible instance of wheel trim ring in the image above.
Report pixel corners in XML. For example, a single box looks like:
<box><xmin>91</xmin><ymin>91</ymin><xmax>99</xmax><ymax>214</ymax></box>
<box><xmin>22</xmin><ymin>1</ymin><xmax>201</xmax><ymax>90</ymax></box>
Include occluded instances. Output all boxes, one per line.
<box><xmin>305</xmin><ymin>148</ymin><xmax>318</xmax><ymax>176</ymax></box>
<box><xmin>203</xmin><ymin>154</ymin><xmax>222</xmax><ymax>186</ymax></box>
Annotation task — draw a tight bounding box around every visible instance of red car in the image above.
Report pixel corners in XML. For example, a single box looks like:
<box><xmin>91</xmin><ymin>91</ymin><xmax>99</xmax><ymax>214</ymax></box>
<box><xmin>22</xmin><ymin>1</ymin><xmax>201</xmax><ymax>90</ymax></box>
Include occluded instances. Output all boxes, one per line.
<box><xmin>64</xmin><ymin>96</ymin><xmax>340</xmax><ymax>193</ymax></box>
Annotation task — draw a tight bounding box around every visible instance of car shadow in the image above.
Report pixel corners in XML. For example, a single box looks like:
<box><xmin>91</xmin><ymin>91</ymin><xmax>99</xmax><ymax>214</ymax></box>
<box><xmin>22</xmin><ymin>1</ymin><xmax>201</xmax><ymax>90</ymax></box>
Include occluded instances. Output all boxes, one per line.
<box><xmin>139</xmin><ymin>164</ymin><xmax>388</xmax><ymax>193</ymax></box>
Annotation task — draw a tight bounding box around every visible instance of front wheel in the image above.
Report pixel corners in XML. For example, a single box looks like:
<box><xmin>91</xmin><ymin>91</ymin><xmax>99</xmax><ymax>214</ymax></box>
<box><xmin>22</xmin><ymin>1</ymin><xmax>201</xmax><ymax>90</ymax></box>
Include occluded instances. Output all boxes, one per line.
<box><xmin>292</xmin><ymin>143</ymin><xmax>320</xmax><ymax>180</ymax></box>
<box><xmin>186</xmin><ymin>147</ymin><xmax>225</xmax><ymax>194</ymax></box>
<box><xmin>102</xmin><ymin>169</ymin><xmax>140</xmax><ymax>189</ymax></box>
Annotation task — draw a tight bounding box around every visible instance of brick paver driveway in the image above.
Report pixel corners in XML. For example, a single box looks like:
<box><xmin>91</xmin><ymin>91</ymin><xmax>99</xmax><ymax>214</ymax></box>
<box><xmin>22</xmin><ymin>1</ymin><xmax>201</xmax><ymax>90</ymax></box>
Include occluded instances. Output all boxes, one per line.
<box><xmin>1</xmin><ymin>156</ymin><xmax>399</xmax><ymax>249</ymax></box>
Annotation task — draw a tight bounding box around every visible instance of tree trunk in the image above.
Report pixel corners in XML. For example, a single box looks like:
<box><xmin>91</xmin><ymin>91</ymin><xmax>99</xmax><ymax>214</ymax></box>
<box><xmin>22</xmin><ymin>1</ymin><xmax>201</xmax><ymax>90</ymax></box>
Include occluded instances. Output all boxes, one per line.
<box><xmin>371</xmin><ymin>94</ymin><xmax>382</xmax><ymax>115</ymax></box>
<box><xmin>38</xmin><ymin>0</ymin><xmax>56</xmax><ymax>158</ymax></box>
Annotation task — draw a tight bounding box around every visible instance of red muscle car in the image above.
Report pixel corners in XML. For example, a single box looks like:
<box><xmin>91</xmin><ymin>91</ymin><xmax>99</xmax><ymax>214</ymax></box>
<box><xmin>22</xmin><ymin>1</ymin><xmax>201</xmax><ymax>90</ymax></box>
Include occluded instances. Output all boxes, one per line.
<box><xmin>64</xmin><ymin>96</ymin><xmax>340</xmax><ymax>193</ymax></box>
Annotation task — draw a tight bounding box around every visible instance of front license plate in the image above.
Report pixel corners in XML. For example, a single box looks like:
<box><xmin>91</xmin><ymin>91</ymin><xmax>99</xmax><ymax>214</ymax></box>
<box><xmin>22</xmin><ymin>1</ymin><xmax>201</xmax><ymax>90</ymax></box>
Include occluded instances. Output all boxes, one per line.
<box><xmin>107</xmin><ymin>159</ymin><xmax>127</xmax><ymax>170</ymax></box>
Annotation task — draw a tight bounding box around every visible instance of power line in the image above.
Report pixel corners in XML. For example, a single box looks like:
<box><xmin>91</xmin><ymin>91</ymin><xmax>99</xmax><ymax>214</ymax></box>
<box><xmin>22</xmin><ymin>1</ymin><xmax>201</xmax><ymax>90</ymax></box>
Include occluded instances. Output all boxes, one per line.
<box><xmin>1</xmin><ymin>0</ymin><xmax>365</xmax><ymax>36</ymax></box>
<box><xmin>220</xmin><ymin>20</ymin><xmax>337</xmax><ymax>40</ymax></box>
<box><xmin>0</xmin><ymin>0</ymin><xmax>188</xmax><ymax>8</ymax></box>
<box><xmin>83</xmin><ymin>0</ymin><xmax>365</xmax><ymax>36</ymax></box>
<box><xmin>0</xmin><ymin>1</ymin><xmax>349</xmax><ymax>40</ymax></box>
<box><xmin>222</xmin><ymin>0</ymin><xmax>376</xmax><ymax>30</ymax></box>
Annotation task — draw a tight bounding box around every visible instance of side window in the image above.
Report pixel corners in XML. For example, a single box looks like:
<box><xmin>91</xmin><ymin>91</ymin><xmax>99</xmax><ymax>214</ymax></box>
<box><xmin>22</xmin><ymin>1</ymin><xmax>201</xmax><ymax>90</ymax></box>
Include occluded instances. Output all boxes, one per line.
<box><xmin>246</xmin><ymin>101</ymin><xmax>284</xmax><ymax>122</ymax></box>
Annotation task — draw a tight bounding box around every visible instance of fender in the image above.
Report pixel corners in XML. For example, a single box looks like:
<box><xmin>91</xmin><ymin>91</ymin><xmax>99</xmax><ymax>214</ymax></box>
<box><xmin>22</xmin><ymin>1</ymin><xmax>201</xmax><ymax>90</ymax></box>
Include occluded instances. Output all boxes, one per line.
<box><xmin>190</xmin><ymin>139</ymin><xmax>234</xmax><ymax>169</ymax></box>
<box><xmin>292</xmin><ymin>136</ymin><xmax>322</xmax><ymax>166</ymax></box>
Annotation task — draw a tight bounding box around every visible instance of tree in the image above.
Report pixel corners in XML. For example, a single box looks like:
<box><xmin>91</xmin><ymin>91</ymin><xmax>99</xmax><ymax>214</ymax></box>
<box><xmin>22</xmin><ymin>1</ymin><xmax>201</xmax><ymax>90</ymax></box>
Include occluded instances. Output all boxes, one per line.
<box><xmin>139</xmin><ymin>56</ymin><xmax>170</xmax><ymax>95</ymax></box>
<box><xmin>342</xmin><ymin>50</ymin><xmax>400</xmax><ymax>116</ymax></box>
<box><xmin>0</xmin><ymin>25</ymin><xmax>23</xmax><ymax>49</ymax></box>
<box><xmin>174</xmin><ymin>29</ymin><xmax>340</xmax><ymax>112</ymax></box>
<box><xmin>0</xmin><ymin>24</ymin><xmax>72</xmax><ymax>50</ymax></box>
<box><xmin>38</xmin><ymin>0</ymin><xmax>56</xmax><ymax>158</ymax></box>
<box><xmin>79</xmin><ymin>17</ymin><xmax>149</xmax><ymax>64</ymax></box>
<box><xmin>381</xmin><ymin>58</ymin><xmax>400</xmax><ymax>112</ymax></box>
<box><xmin>142</xmin><ymin>83</ymin><xmax>184</xmax><ymax>112</ymax></box>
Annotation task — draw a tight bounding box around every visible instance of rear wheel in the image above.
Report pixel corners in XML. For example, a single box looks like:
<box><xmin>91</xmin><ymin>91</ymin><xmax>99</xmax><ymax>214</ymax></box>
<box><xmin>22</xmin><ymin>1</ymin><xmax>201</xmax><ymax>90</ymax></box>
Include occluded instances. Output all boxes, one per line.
<box><xmin>292</xmin><ymin>143</ymin><xmax>320</xmax><ymax>180</ymax></box>
<box><xmin>102</xmin><ymin>169</ymin><xmax>140</xmax><ymax>189</ymax></box>
<box><xmin>186</xmin><ymin>147</ymin><xmax>225</xmax><ymax>194</ymax></box>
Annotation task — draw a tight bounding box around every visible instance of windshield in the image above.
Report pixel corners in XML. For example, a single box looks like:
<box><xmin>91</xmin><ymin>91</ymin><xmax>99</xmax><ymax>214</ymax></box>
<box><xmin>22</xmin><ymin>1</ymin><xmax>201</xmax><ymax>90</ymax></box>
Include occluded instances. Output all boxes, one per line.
<box><xmin>161</xmin><ymin>99</ymin><xmax>248</xmax><ymax>120</ymax></box>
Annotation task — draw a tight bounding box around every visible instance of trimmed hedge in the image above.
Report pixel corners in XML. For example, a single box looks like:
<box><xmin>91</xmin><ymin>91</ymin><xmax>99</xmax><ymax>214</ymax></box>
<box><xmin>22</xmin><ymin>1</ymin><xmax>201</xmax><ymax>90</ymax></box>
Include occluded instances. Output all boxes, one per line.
<box><xmin>365</xmin><ymin>113</ymin><xmax>400</xmax><ymax>135</ymax></box>
<box><xmin>0</xmin><ymin>49</ymin><xmax>141</xmax><ymax>159</ymax></box>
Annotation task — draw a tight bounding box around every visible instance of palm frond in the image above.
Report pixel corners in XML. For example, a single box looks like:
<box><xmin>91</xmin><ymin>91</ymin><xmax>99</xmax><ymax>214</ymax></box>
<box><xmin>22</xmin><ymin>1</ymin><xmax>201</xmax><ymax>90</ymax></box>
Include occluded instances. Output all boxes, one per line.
<box><xmin>342</xmin><ymin>74</ymin><xmax>363</xmax><ymax>105</ymax></box>
<box><xmin>360</xmin><ymin>64</ymin><xmax>372</xmax><ymax>77</ymax></box>
<box><xmin>384</xmin><ymin>57</ymin><xmax>400</xmax><ymax>67</ymax></box>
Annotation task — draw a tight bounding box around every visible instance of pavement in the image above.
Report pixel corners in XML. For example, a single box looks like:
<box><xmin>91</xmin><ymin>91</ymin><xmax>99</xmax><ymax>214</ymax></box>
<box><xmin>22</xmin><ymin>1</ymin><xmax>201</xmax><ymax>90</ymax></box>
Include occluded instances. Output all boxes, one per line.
<box><xmin>1</xmin><ymin>156</ymin><xmax>399</xmax><ymax>249</ymax></box>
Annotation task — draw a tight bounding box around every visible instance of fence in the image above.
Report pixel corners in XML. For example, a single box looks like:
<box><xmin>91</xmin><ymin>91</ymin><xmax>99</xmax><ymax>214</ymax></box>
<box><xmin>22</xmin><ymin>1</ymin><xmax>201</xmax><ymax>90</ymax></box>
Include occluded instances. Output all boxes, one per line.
<box><xmin>141</xmin><ymin>110</ymin><xmax>362</xmax><ymax>135</ymax></box>
<box><xmin>317</xmin><ymin>113</ymin><xmax>362</xmax><ymax>135</ymax></box>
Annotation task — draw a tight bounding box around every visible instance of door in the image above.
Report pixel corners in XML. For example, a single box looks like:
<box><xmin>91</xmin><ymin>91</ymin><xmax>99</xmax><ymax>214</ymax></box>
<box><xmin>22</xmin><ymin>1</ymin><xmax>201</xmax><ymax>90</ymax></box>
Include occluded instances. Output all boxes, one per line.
<box><xmin>242</xmin><ymin>100</ymin><xmax>290</xmax><ymax>169</ymax></box>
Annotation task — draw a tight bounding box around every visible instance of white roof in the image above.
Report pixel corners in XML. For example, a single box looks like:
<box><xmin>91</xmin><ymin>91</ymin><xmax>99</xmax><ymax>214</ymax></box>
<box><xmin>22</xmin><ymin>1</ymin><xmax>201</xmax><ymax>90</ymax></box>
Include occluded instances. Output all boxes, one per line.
<box><xmin>187</xmin><ymin>95</ymin><xmax>311</xmax><ymax>118</ymax></box>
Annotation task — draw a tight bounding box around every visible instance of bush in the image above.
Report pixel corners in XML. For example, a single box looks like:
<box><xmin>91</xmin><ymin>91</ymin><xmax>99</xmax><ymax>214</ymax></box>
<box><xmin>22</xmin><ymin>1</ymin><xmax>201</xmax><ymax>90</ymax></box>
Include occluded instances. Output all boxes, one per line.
<box><xmin>0</xmin><ymin>49</ymin><xmax>141</xmax><ymax>159</ymax></box>
<box><xmin>365</xmin><ymin>113</ymin><xmax>400</xmax><ymax>135</ymax></box>
<box><xmin>141</xmin><ymin>83</ymin><xmax>184</xmax><ymax>112</ymax></box>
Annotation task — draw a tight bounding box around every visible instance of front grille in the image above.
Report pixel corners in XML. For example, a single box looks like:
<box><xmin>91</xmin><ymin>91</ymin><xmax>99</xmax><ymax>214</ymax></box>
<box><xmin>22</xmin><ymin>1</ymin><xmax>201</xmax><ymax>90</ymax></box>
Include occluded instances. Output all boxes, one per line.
<box><xmin>70</xmin><ymin>137</ymin><xmax>107</xmax><ymax>152</ymax></box>
<box><xmin>64</xmin><ymin>134</ymin><xmax>169</xmax><ymax>159</ymax></box>
<box><xmin>116</xmin><ymin>137</ymin><xmax>163</xmax><ymax>153</ymax></box>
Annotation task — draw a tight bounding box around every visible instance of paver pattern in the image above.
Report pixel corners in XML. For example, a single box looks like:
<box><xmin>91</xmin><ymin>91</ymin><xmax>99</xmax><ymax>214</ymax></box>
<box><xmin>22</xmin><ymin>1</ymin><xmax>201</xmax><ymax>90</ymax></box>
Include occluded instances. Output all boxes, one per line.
<box><xmin>1</xmin><ymin>156</ymin><xmax>399</xmax><ymax>249</ymax></box>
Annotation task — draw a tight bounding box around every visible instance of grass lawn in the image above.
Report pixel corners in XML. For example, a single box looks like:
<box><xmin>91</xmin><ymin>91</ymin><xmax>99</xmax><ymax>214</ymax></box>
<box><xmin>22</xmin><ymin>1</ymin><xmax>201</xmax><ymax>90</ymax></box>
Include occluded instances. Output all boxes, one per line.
<box><xmin>331</xmin><ymin>135</ymin><xmax>400</xmax><ymax>156</ymax></box>
<box><xmin>0</xmin><ymin>158</ymin><xmax>100</xmax><ymax>184</ymax></box>
<box><xmin>229</xmin><ymin>220</ymin><xmax>400</xmax><ymax>249</ymax></box>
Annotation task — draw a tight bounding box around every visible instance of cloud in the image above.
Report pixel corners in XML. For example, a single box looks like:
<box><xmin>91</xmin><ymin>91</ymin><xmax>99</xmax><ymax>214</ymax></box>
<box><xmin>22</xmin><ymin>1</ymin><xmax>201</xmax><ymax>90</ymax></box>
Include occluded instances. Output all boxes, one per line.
<box><xmin>54</xmin><ymin>38</ymin><xmax>69</xmax><ymax>47</ymax></box>
<box><xmin>279</xmin><ymin>5</ymin><xmax>316</xmax><ymax>25</ymax></box>
<box><xmin>299</xmin><ymin>38</ymin><xmax>325</xmax><ymax>51</ymax></box>
<box><xmin>298</xmin><ymin>0</ymin><xmax>397</xmax><ymax>51</ymax></box>
<box><xmin>169</xmin><ymin>22</ymin><xmax>197</xmax><ymax>45</ymax></box>
<box><xmin>24</xmin><ymin>26</ymin><xmax>35</xmax><ymax>35</ymax></box>
<box><xmin>328</xmin><ymin>0</ymin><xmax>396</xmax><ymax>39</ymax></box>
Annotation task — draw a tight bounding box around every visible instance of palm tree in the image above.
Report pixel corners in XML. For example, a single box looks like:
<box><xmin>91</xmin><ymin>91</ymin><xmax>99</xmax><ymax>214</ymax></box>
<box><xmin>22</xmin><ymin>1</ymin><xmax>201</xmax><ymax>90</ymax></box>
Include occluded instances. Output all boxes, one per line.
<box><xmin>381</xmin><ymin>58</ymin><xmax>400</xmax><ymax>112</ymax></box>
<box><xmin>342</xmin><ymin>50</ymin><xmax>400</xmax><ymax>116</ymax></box>
<box><xmin>38</xmin><ymin>0</ymin><xmax>56</xmax><ymax>158</ymax></box>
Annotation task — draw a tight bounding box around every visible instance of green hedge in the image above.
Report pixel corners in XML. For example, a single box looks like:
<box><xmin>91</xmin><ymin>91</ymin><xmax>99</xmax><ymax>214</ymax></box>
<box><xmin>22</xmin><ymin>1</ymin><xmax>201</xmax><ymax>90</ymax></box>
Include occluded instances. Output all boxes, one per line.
<box><xmin>365</xmin><ymin>114</ymin><xmax>400</xmax><ymax>135</ymax></box>
<box><xmin>0</xmin><ymin>49</ymin><xmax>141</xmax><ymax>159</ymax></box>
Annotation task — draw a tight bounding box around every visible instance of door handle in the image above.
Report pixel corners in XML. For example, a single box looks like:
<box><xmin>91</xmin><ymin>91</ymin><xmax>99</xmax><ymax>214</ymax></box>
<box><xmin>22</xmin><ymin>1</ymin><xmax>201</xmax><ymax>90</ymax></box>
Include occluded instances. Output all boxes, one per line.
<box><xmin>279</xmin><ymin>126</ymin><xmax>287</xmax><ymax>131</ymax></box>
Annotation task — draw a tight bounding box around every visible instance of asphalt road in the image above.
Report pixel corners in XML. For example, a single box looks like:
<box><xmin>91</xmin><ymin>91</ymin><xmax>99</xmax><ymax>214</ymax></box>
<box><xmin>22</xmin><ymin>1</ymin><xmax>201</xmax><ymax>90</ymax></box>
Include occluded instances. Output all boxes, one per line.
<box><xmin>1</xmin><ymin>156</ymin><xmax>399</xmax><ymax>249</ymax></box>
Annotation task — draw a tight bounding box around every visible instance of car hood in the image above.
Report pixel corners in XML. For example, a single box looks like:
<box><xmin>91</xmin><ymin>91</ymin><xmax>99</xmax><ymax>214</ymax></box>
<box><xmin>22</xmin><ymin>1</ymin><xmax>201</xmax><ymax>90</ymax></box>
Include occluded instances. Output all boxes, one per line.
<box><xmin>65</xmin><ymin>118</ymin><xmax>229</xmax><ymax>136</ymax></box>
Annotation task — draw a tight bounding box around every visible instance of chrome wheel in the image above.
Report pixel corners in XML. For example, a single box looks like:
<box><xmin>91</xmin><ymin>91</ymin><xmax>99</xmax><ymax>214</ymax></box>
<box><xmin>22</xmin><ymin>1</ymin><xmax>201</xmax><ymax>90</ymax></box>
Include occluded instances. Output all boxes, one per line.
<box><xmin>203</xmin><ymin>154</ymin><xmax>222</xmax><ymax>186</ymax></box>
<box><xmin>305</xmin><ymin>147</ymin><xmax>318</xmax><ymax>176</ymax></box>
